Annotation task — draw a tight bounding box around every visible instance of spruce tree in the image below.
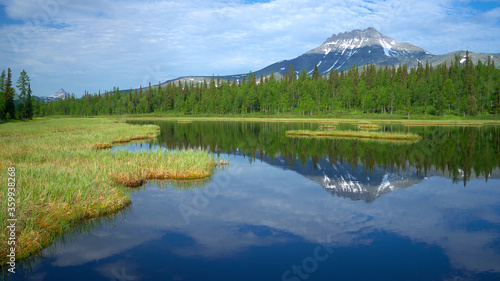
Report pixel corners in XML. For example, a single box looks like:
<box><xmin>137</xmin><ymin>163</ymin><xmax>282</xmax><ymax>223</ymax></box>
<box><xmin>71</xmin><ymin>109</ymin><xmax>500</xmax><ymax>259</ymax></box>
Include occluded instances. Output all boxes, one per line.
<box><xmin>312</xmin><ymin>64</ymin><xmax>320</xmax><ymax>80</ymax></box>
<box><xmin>0</xmin><ymin>70</ymin><xmax>5</xmax><ymax>118</ymax></box>
<box><xmin>3</xmin><ymin>68</ymin><xmax>15</xmax><ymax>120</ymax></box>
<box><xmin>16</xmin><ymin>69</ymin><xmax>30</xmax><ymax>119</ymax></box>
<box><xmin>26</xmin><ymin>83</ymin><xmax>33</xmax><ymax>119</ymax></box>
<box><xmin>463</xmin><ymin>50</ymin><xmax>477</xmax><ymax>115</ymax></box>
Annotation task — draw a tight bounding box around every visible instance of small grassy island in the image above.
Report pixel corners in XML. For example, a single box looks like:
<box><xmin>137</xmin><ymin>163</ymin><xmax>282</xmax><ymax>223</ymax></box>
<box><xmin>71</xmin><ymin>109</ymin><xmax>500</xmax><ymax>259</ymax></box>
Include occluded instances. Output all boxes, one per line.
<box><xmin>0</xmin><ymin>118</ymin><xmax>219</xmax><ymax>264</ymax></box>
<box><xmin>286</xmin><ymin>129</ymin><xmax>422</xmax><ymax>142</ymax></box>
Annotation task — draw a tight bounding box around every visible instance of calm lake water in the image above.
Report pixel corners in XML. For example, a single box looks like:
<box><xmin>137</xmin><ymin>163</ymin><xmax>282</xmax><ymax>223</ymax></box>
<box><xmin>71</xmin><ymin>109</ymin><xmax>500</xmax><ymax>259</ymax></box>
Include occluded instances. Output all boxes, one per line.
<box><xmin>6</xmin><ymin>121</ymin><xmax>500</xmax><ymax>281</ymax></box>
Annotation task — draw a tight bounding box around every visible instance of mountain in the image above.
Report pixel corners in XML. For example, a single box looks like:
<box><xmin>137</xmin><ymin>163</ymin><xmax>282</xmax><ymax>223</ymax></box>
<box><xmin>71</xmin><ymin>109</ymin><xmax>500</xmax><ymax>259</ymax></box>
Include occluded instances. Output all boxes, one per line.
<box><xmin>48</xmin><ymin>88</ymin><xmax>68</xmax><ymax>99</ymax></box>
<box><xmin>37</xmin><ymin>88</ymin><xmax>68</xmax><ymax>101</ymax></box>
<box><xmin>164</xmin><ymin>27</ymin><xmax>500</xmax><ymax>85</ymax></box>
<box><xmin>256</xmin><ymin>27</ymin><xmax>432</xmax><ymax>76</ymax></box>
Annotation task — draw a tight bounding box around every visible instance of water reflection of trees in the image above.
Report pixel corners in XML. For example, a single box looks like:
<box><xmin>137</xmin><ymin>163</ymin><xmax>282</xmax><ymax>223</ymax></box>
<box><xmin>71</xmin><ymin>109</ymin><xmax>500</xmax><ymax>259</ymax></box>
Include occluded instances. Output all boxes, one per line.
<box><xmin>133</xmin><ymin>121</ymin><xmax>500</xmax><ymax>185</ymax></box>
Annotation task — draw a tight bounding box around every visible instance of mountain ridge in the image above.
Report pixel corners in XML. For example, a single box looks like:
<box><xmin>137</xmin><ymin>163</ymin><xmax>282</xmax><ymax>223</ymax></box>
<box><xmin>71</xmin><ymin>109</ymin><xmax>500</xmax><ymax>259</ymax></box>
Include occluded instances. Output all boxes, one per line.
<box><xmin>162</xmin><ymin>27</ymin><xmax>500</xmax><ymax>85</ymax></box>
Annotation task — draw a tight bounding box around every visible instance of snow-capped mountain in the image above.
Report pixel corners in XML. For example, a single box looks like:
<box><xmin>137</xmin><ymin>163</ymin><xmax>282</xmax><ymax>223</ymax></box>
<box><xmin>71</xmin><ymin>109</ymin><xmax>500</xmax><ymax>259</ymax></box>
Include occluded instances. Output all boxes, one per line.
<box><xmin>48</xmin><ymin>88</ymin><xmax>68</xmax><ymax>99</ymax></box>
<box><xmin>164</xmin><ymin>27</ymin><xmax>499</xmax><ymax>85</ymax></box>
<box><xmin>256</xmin><ymin>27</ymin><xmax>433</xmax><ymax>76</ymax></box>
<box><xmin>35</xmin><ymin>88</ymin><xmax>68</xmax><ymax>102</ymax></box>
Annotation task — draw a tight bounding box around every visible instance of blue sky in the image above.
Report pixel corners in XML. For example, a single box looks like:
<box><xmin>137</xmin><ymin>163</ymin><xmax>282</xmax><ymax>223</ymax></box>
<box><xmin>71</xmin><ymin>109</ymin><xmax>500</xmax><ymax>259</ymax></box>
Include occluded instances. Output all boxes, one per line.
<box><xmin>0</xmin><ymin>0</ymin><xmax>499</xmax><ymax>97</ymax></box>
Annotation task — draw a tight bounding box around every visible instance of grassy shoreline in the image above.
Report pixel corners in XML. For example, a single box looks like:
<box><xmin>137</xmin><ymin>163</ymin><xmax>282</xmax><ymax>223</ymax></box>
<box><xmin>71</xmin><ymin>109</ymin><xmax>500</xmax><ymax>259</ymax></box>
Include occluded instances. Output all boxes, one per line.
<box><xmin>116</xmin><ymin>115</ymin><xmax>500</xmax><ymax>126</ymax></box>
<box><xmin>0</xmin><ymin>118</ymin><xmax>218</xmax><ymax>264</ymax></box>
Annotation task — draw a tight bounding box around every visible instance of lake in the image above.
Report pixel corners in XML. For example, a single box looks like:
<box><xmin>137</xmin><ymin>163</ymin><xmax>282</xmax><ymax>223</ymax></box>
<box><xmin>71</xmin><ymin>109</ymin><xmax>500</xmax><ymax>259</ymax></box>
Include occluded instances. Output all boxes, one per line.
<box><xmin>6</xmin><ymin>120</ymin><xmax>500</xmax><ymax>281</ymax></box>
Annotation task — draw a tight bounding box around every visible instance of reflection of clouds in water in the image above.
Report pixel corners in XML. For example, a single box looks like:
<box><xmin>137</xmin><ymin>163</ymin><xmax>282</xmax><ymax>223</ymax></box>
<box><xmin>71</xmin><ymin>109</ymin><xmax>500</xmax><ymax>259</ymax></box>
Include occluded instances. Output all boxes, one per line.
<box><xmin>46</xmin><ymin>157</ymin><xmax>500</xmax><ymax>275</ymax></box>
<box><xmin>371</xmin><ymin>177</ymin><xmax>500</xmax><ymax>273</ymax></box>
<box><xmin>95</xmin><ymin>260</ymin><xmax>140</xmax><ymax>281</ymax></box>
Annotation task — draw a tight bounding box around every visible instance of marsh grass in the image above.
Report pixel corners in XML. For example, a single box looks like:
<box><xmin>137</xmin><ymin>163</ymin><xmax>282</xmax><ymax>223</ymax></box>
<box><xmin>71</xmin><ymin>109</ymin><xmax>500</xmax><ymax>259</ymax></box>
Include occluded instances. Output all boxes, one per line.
<box><xmin>0</xmin><ymin>118</ymin><xmax>217</xmax><ymax>264</ymax></box>
<box><xmin>358</xmin><ymin>124</ymin><xmax>381</xmax><ymax>130</ymax></box>
<box><xmin>286</xmin><ymin>129</ymin><xmax>422</xmax><ymax>142</ymax></box>
<box><xmin>403</xmin><ymin>121</ymin><xmax>488</xmax><ymax>126</ymax></box>
<box><xmin>124</xmin><ymin>117</ymin><xmax>500</xmax><ymax>127</ymax></box>
<box><xmin>319</xmin><ymin>125</ymin><xmax>336</xmax><ymax>130</ymax></box>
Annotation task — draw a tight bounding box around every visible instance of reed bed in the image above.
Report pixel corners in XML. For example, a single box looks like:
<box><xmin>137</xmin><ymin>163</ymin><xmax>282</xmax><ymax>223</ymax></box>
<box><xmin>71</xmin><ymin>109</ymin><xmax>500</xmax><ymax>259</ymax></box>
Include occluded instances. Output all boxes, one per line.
<box><xmin>0</xmin><ymin>118</ymin><xmax>218</xmax><ymax>264</ymax></box>
<box><xmin>319</xmin><ymin>125</ymin><xmax>336</xmax><ymax>130</ymax></box>
<box><xmin>403</xmin><ymin>121</ymin><xmax>486</xmax><ymax>127</ymax></box>
<box><xmin>358</xmin><ymin>124</ymin><xmax>381</xmax><ymax>130</ymax></box>
<box><xmin>286</xmin><ymin>129</ymin><xmax>422</xmax><ymax>142</ymax></box>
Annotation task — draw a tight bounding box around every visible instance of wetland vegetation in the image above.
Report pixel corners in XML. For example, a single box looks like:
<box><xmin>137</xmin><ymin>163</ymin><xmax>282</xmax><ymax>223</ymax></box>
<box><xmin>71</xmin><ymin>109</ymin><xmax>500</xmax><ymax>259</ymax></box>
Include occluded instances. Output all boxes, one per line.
<box><xmin>285</xmin><ymin>129</ymin><xmax>421</xmax><ymax>141</ymax></box>
<box><xmin>0</xmin><ymin>118</ymin><xmax>219</xmax><ymax>264</ymax></box>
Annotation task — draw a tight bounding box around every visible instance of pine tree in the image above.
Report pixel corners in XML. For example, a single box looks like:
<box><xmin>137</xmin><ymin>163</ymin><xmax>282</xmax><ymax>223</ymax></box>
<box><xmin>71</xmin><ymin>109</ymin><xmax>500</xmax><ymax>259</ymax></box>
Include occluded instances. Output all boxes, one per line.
<box><xmin>0</xmin><ymin>70</ymin><xmax>5</xmax><ymax>118</ymax></box>
<box><xmin>463</xmin><ymin>50</ymin><xmax>477</xmax><ymax>115</ymax></box>
<box><xmin>26</xmin><ymin>83</ymin><xmax>33</xmax><ymax>119</ymax></box>
<box><xmin>312</xmin><ymin>64</ymin><xmax>320</xmax><ymax>80</ymax></box>
<box><xmin>16</xmin><ymin>69</ymin><xmax>30</xmax><ymax>119</ymax></box>
<box><xmin>442</xmin><ymin>78</ymin><xmax>456</xmax><ymax>112</ymax></box>
<box><xmin>3</xmin><ymin>68</ymin><xmax>15</xmax><ymax>120</ymax></box>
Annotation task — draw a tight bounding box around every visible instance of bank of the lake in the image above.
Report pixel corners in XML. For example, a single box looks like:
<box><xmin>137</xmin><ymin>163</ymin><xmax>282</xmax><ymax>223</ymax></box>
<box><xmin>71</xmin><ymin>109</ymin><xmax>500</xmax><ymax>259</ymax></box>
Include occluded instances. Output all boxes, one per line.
<box><xmin>0</xmin><ymin>118</ymin><xmax>219</xmax><ymax>264</ymax></box>
<box><xmin>120</xmin><ymin>115</ymin><xmax>500</xmax><ymax>126</ymax></box>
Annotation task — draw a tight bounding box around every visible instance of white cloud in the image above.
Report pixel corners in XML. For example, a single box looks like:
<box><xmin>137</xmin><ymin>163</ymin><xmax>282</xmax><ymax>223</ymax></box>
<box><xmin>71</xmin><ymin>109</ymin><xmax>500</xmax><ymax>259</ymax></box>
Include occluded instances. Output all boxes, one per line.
<box><xmin>0</xmin><ymin>0</ymin><xmax>499</xmax><ymax>96</ymax></box>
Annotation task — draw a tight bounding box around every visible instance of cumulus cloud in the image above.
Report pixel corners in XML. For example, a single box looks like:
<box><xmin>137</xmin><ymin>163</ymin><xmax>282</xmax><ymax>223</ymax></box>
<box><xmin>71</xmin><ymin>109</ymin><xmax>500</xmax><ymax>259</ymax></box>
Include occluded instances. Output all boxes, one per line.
<box><xmin>0</xmin><ymin>0</ymin><xmax>498</xmax><ymax>96</ymax></box>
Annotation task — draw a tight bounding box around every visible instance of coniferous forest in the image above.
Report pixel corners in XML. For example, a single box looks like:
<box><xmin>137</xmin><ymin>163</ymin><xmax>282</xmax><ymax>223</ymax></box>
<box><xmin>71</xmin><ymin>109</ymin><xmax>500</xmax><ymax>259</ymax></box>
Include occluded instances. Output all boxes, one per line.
<box><xmin>0</xmin><ymin>68</ymin><xmax>33</xmax><ymax>121</ymax></box>
<box><xmin>4</xmin><ymin>52</ymin><xmax>500</xmax><ymax>119</ymax></box>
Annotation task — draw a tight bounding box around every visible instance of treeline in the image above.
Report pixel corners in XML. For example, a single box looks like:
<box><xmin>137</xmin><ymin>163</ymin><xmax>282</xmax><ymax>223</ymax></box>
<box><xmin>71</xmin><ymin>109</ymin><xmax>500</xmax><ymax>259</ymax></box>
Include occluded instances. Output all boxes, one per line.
<box><xmin>34</xmin><ymin>51</ymin><xmax>500</xmax><ymax>117</ymax></box>
<box><xmin>0</xmin><ymin>68</ymin><xmax>33</xmax><ymax>121</ymax></box>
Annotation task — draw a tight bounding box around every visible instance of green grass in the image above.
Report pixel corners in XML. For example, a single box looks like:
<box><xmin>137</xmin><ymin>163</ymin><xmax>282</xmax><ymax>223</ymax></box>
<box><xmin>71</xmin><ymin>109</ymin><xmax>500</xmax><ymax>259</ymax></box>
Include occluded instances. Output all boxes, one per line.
<box><xmin>82</xmin><ymin>109</ymin><xmax>500</xmax><ymax>121</ymax></box>
<box><xmin>119</xmin><ymin>116</ymin><xmax>499</xmax><ymax>126</ymax></box>
<box><xmin>0</xmin><ymin>118</ymin><xmax>219</xmax><ymax>264</ymax></box>
<box><xmin>286</xmin><ymin>129</ymin><xmax>422</xmax><ymax>142</ymax></box>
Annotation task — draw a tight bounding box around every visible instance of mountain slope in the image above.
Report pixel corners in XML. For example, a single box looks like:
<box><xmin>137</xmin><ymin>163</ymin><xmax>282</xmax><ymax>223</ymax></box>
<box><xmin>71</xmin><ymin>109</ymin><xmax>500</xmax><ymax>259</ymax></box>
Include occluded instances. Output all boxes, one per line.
<box><xmin>164</xmin><ymin>27</ymin><xmax>500</xmax><ymax>85</ymax></box>
<box><xmin>49</xmin><ymin>88</ymin><xmax>67</xmax><ymax>99</ymax></box>
<box><xmin>36</xmin><ymin>88</ymin><xmax>68</xmax><ymax>101</ymax></box>
<box><xmin>256</xmin><ymin>27</ymin><xmax>432</xmax><ymax>76</ymax></box>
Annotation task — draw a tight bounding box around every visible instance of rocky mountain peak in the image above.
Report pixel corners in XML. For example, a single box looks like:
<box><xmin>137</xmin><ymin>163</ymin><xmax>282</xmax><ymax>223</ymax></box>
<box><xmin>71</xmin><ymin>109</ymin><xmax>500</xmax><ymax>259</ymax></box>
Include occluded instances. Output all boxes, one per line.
<box><xmin>308</xmin><ymin>27</ymin><xmax>429</xmax><ymax>57</ymax></box>
<box><xmin>49</xmin><ymin>88</ymin><xmax>67</xmax><ymax>99</ymax></box>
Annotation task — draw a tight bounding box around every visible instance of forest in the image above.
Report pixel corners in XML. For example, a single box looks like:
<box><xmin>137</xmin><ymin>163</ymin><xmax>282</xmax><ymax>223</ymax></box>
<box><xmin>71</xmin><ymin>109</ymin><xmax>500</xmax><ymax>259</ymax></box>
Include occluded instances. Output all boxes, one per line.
<box><xmin>2</xmin><ymin>51</ymin><xmax>500</xmax><ymax>119</ymax></box>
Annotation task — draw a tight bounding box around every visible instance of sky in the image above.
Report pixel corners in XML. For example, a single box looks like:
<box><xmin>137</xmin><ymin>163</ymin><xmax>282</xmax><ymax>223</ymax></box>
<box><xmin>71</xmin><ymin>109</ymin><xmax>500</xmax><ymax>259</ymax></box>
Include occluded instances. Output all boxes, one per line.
<box><xmin>0</xmin><ymin>0</ymin><xmax>499</xmax><ymax>97</ymax></box>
